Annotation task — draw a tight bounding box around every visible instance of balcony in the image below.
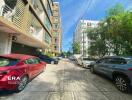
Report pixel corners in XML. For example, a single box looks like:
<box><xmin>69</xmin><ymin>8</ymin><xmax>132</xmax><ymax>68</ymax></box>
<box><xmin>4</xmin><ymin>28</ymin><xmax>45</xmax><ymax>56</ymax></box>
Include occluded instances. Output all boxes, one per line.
<box><xmin>0</xmin><ymin>0</ymin><xmax>25</xmax><ymax>30</ymax></box>
<box><xmin>44</xmin><ymin>16</ymin><xmax>52</xmax><ymax>32</ymax></box>
<box><xmin>0</xmin><ymin>1</ymin><xmax>48</xmax><ymax>48</ymax></box>
<box><xmin>27</xmin><ymin>11</ymin><xmax>43</xmax><ymax>41</ymax></box>
<box><xmin>53</xmin><ymin>10</ymin><xmax>59</xmax><ymax>17</ymax></box>
<box><xmin>31</xmin><ymin>0</ymin><xmax>44</xmax><ymax>22</ymax></box>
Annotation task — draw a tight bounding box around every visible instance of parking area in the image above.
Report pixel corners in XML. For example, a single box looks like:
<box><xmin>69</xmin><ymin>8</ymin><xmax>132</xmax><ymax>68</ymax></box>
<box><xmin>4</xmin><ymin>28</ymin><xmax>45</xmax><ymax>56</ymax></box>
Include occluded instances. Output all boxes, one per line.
<box><xmin>0</xmin><ymin>59</ymin><xmax>132</xmax><ymax>100</ymax></box>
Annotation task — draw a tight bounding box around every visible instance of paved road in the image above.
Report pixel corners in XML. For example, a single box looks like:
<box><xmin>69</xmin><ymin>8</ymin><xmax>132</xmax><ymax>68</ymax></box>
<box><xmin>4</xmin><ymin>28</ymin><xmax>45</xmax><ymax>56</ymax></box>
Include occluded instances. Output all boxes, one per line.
<box><xmin>0</xmin><ymin>59</ymin><xmax>132</xmax><ymax>100</ymax></box>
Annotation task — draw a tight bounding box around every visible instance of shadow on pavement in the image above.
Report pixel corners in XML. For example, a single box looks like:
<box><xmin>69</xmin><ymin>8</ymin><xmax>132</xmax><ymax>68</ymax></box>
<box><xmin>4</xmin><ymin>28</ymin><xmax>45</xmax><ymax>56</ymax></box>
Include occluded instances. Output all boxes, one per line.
<box><xmin>0</xmin><ymin>90</ymin><xmax>14</xmax><ymax>96</ymax></box>
<box><xmin>55</xmin><ymin>60</ymin><xmax>132</xmax><ymax>100</ymax></box>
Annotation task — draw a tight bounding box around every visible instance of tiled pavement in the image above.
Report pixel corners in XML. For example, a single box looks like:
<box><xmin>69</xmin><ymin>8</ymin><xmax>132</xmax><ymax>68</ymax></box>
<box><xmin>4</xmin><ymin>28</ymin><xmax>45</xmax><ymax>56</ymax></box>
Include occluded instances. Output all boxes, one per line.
<box><xmin>0</xmin><ymin>59</ymin><xmax>132</xmax><ymax>100</ymax></box>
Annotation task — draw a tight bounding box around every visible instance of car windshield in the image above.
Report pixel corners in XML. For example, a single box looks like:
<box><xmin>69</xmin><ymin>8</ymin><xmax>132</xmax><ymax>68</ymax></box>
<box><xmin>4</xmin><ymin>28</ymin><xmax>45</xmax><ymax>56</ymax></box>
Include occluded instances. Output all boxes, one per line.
<box><xmin>83</xmin><ymin>58</ymin><xmax>95</xmax><ymax>61</ymax></box>
<box><xmin>127</xmin><ymin>58</ymin><xmax>132</xmax><ymax>64</ymax></box>
<box><xmin>0</xmin><ymin>57</ymin><xmax>19</xmax><ymax>67</ymax></box>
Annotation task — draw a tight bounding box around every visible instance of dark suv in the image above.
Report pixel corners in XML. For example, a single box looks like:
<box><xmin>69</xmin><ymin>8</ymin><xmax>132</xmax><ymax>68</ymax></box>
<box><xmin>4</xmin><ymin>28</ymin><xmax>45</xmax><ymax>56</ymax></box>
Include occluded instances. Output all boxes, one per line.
<box><xmin>90</xmin><ymin>56</ymin><xmax>132</xmax><ymax>92</ymax></box>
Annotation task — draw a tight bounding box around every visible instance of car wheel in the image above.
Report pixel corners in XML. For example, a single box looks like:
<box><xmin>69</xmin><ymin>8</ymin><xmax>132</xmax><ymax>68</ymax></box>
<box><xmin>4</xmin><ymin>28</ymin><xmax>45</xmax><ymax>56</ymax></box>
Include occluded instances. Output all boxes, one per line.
<box><xmin>90</xmin><ymin>66</ymin><xmax>95</xmax><ymax>73</ymax></box>
<box><xmin>114</xmin><ymin>75</ymin><xmax>130</xmax><ymax>92</ymax></box>
<box><xmin>16</xmin><ymin>76</ymin><xmax>28</xmax><ymax>92</ymax></box>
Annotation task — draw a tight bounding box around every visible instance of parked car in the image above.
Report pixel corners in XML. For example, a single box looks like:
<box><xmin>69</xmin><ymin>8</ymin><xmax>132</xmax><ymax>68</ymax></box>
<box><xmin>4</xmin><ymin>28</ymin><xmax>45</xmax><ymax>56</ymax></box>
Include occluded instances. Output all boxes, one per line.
<box><xmin>82</xmin><ymin>58</ymin><xmax>96</xmax><ymax>68</ymax></box>
<box><xmin>37</xmin><ymin>55</ymin><xmax>59</xmax><ymax>64</ymax></box>
<box><xmin>56</xmin><ymin>56</ymin><xmax>63</xmax><ymax>60</ymax></box>
<box><xmin>0</xmin><ymin>54</ymin><xmax>46</xmax><ymax>92</ymax></box>
<box><xmin>90</xmin><ymin>56</ymin><xmax>132</xmax><ymax>92</ymax></box>
<box><xmin>76</xmin><ymin>57</ymin><xmax>83</xmax><ymax>65</ymax></box>
<box><xmin>53</xmin><ymin>56</ymin><xmax>62</xmax><ymax>61</ymax></box>
<box><xmin>69</xmin><ymin>55</ymin><xmax>76</xmax><ymax>61</ymax></box>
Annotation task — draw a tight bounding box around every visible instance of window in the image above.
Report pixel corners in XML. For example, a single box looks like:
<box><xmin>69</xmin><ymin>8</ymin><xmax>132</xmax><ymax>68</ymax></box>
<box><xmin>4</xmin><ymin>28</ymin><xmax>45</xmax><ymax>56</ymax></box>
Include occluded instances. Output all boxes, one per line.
<box><xmin>53</xmin><ymin>24</ymin><xmax>58</xmax><ymax>29</ymax></box>
<box><xmin>96</xmin><ymin>58</ymin><xmax>106</xmax><ymax>64</ymax></box>
<box><xmin>53</xmin><ymin>10</ymin><xmax>58</xmax><ymax>16</ymax></box>
<box><xmin>47</xmin><ymin>3</ymin><xmax>52</xmax><ymax>17</ymax></box>
<box><xmin>45</xmin><ymin>17</ymin><xmax>51</xmax><ymax>30</ymax></box>
<box><xmin>127</xmin><ymin>58</ymin><xmax>132</xmax><ymax>64</ymax></box>
<box><xmin>54</xmin><ymin>32</ymin><xmax>58</xmax><ymax>37</ymax></box>
<box><xmin>25</xmin><ymin>59</ymin><xmax>34</xmax><ymax>64</ymax></box>
<box><xmin>114</xmin><ymin>58</ymin><xmax>127</xmax><ymax>64</ymax></box>
<box><xmin>87</xmin><ymin>22</ymin><xmax>92</xmax><ymax>27</ymax></box>
<box><xmin>33</xmin><ymin>58</ymin><xmax>41</xmax><ymax>64</ymax></box>
<box><xmin>103</xmin><ymin>58</ymin><xmax>127</xmax><ymax>64</ymax></box>
<box><xmin>25</xmin><ymin>58</ymin><xmax>41</xmax><ymax>64</ymax></box>
<box><xmin>55</xmin><ymin>24</ymin><xmax>58</xmax><ymax>28</ymax></box>
<box><xmin>54</xmin><ymin>17</ymin><xmax>58</xmax><ymax>22</ymax></box>
<box><xmin>45</xmin><ymin>32</ymin><xmax>51</xmax><ymax>44</ymax></box>
<box><xmin>0</xmin><ymin>57</ymin><xmax>19</xmax><ymax>67</ymax></box>
<box><xmin>55</xmin><ymin>46</ymin><xmax>57</xmax><ymax>50</ymax></box>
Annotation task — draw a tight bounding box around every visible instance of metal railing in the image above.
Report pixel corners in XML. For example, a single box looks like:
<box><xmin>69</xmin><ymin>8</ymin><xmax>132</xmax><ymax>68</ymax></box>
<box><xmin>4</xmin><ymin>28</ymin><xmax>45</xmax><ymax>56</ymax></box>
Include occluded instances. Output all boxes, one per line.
<box><xmin>0</xmin><ymin>0</ymin><xmax>25</xmax><ymax>29</ymax></box>
<box><xmin>0</xmin><ymin>4</ymin><xmax>14</xmax><ymax>22</ymax></box>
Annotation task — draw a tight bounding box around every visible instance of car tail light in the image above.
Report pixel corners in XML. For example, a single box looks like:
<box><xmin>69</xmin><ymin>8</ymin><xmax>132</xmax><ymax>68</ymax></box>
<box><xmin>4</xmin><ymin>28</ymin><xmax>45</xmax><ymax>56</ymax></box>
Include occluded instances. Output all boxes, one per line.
<box><xmin>128</xmin><ymin>68</ymin><xmax>132</xmax><ymax>71</ymax></box>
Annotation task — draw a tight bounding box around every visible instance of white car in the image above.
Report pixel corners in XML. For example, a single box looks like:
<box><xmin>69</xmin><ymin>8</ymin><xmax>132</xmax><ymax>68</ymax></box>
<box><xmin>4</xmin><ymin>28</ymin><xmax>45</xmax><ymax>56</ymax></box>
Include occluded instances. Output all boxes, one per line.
<box><xmin>76</xmin><ymin>57</ymin><xmax>83</xmax><ymax>65</ymax></box>
<box><xmin>82</xmin><ymin>58</ymin><xmax>96</xmax><ymax>68</ymax></box>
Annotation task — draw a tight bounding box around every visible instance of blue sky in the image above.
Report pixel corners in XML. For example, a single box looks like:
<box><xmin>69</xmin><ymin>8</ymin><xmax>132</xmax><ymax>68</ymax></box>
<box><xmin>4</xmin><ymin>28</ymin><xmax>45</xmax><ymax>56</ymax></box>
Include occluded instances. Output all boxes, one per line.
<box><xmin>55</xmin><ymin>0</ymin><xmax>132</xmax><ymax>51</ymax></box>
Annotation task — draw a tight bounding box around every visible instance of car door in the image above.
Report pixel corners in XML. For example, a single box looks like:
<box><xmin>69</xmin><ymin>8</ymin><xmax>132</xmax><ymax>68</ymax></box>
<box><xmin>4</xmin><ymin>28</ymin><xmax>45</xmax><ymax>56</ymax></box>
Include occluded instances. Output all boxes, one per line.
<box><xmin>30</xmin><ymin>58</ymin><xmax>42</xmax><ymax>76</ymax></box>
<box><xmin>94</xmin><ymin>58</ymin><xmax>108</xmax><ymax>73</ymax></box>
<box><xmin>25</xmin><ymin>58</ymin><xmax>36</xmax><ymax>78</ymax></box>
<box><xmin>99</xmin><ymin>58</ymin><xmax>115</xmax><ymax>76</ymax></box>
<box><xmin>33</xmin><ymin>58</ymin><xmax>43</xmax><ymax>74</ymax></box>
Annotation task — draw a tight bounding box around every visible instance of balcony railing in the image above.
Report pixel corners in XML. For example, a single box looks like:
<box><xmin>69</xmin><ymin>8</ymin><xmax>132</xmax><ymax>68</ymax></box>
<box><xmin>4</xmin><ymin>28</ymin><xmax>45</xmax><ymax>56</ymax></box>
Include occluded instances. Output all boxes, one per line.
<box><xmin>0</xmin><ymin>0</ymin><xmax>25</xmax><ymax>29</ymax></box>
<box><xmin>1</xmin><ymin>4</ymin><xmax>15</xmax><ymax>22</ymax></box>
<box><xmin>27</xmin><ymin>11</ymin><xmax>43</xmax><ymax>41</ymax></box>
<box><xmin>31</xmin><ymin>0</ymin><xmax>44</xmax><ymax>22</ymax></box>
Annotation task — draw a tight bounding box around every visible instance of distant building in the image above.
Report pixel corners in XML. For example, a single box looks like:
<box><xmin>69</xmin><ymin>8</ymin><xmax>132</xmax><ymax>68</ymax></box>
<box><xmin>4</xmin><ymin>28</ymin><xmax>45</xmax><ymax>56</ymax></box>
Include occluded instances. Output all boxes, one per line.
<box><xmin>74</xmin><ymin>20</ymin><xmax>99</xmax><ymax>57</ymax></box>
<box><xmin>52</xmin><ymin>2</ymin><xmax>62</xmax><ymax>56</ymax></box>
<box><xmin>0</xmin><ymin>0</ymin><xmax>62</xmax><ymax>55</ymax></box>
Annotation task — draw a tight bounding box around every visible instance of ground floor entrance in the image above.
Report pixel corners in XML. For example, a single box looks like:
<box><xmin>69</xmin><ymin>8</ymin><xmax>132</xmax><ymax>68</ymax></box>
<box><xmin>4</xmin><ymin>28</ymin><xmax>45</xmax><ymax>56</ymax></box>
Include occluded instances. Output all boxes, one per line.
<box><xmin>0</xmin><ymin>33</ymin><xmax>40</xmax><ymax>55</ymax></box>
<box><xmin>11</xmin><ymin>42</ymin><xmax>38</xmax><ymax>55</ymax></box>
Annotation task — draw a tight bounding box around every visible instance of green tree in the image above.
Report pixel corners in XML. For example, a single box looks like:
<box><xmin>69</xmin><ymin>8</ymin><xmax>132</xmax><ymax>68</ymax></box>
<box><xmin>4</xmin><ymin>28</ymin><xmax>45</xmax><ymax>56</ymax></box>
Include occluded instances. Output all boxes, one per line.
<box><xmin>72</xmin><ymin>42</ymin><xmax>80</xmax><ymax>54</ymax></box>
<box><xmin>67</xmin><ymin>51</ymin><xmax>72</xmax><ymax>57</ymax></box>
<box><xmin>107</xmin><ymin>3</ymin><xmax>124</xmax><ymax>16</ymax></box>
<box><xmin>87</xmin><ymin>4</ymin><xmax>132</xmax><ymax>57</ymax></box>
<box><xmin>87</xmin><ymin>28</ymin><xmax>108</xmax><ymax>57</ymax></box>
<box><xmin>105</xmin><ymin>4</ymin><xmax>132</xmax><ymax>55</ymax></box>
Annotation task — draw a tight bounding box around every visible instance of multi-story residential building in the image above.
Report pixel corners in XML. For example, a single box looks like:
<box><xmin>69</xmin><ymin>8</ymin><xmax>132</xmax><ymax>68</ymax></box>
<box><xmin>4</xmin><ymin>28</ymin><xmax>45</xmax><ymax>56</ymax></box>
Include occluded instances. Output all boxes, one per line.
<box><xmin>0</xmin><ymin>0</ymin><xmax>55</xmax><ymax>55</ymax></box>
<box><xmin>52</xmin><ymin>2</ymin><xmax>62</xmax><ymax>56</ymax></box>
<box><xmin>74</xmin><ymin>20</ymin><xmax>99</xmax><ymax>57</ymax></box>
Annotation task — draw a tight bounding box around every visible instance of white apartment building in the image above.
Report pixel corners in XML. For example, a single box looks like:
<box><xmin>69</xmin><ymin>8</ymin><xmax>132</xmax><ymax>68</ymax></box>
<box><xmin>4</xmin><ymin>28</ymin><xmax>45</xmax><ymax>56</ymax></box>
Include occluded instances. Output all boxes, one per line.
<box><xmin>74</xmin><ymin>20</ymin><xmax>99</xmax><ymax>57</ymax></box>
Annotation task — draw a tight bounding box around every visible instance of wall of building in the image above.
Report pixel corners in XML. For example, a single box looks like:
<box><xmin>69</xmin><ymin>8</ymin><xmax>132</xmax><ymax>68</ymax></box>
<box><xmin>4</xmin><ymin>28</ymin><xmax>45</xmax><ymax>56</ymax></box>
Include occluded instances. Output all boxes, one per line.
<box><xmin>52</xmin><ymin>2</ymin><xmax>62</xmax><ymax>55</ymax></box>
<box><xmin>0</xmin><ymin>0</ymin><xmax>55</xmax><ymax>55</ymax></box>
<box><xmin>74</xmin><ymin>20</ymin><xmax>99</xmax><ymax>57</ymax></box>
<box><xmin>0</xmin><ymin>33</ymin><xmax>12</xmax><ymax>54</ymax></box>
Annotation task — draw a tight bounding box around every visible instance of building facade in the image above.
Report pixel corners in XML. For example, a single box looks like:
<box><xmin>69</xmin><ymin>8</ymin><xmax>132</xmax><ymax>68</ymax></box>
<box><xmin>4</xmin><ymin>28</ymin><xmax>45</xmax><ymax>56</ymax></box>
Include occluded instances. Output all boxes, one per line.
<box><xmin>52</xmin><ymin>2</ymin><xmax>62</xmax><ymax>56</ymax></box>
<box><xmin>74</xmin><ymin>20</ymin><xmax>99</xmax><ymax>57</ymax></box>
<box><xmin>0</xmin><ymin>0</ymin><xmax>57</xmax><ymax>55</ymax></box>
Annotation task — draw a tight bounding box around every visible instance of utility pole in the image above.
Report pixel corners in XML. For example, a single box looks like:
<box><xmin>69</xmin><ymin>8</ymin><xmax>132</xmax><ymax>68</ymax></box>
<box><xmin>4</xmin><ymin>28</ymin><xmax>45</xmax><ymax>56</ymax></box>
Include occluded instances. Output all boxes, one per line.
<box><xmin>82</xmin><ymin>30</ymin><xmax>86</xmax><ymax>57</ymax></box>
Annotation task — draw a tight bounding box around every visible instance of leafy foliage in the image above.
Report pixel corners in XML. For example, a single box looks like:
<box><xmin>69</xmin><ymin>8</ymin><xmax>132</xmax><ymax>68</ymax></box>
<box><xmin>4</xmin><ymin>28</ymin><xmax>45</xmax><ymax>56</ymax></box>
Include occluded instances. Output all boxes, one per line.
<box><xmin>87</xmin><ymin>4</ymin><xmax>132</xmax><ymax>57</ymax></box>
<box><xmin>72</xmin><ymin>42</ymin><xmax>80</xmax><ymax>54</ymax></box>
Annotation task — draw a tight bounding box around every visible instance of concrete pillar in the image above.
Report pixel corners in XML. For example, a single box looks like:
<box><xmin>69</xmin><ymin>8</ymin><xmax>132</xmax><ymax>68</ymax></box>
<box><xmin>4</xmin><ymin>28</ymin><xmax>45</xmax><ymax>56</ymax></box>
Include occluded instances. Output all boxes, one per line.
<box><xmin>0</xmin><ymin>33</ymin><xmax>12</xmax><ymax>54</ymax></box>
